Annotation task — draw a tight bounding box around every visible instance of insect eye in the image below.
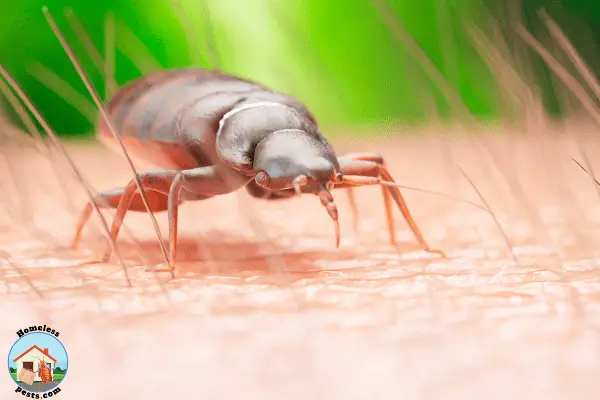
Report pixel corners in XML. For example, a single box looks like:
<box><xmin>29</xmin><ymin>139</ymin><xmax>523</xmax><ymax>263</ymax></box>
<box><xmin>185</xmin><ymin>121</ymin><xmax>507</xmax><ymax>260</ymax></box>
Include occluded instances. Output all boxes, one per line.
<box><xmin>255</xmin><ymin>171</ymin><xmax>270</xmax><ymax>188</ymax></box>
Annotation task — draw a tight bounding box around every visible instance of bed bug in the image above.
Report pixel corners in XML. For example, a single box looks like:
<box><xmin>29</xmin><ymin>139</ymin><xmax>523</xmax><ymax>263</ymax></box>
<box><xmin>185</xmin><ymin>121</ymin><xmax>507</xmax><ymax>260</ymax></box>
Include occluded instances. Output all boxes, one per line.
<box><xmin>34</xmin><ymin>357</ymin><xmax>53</xmax><ymax>384</ymax></box>
<box><xmin>68</xmin><ymin>67</ymin><xmax>446</xmax><ymax>271</ymax></box>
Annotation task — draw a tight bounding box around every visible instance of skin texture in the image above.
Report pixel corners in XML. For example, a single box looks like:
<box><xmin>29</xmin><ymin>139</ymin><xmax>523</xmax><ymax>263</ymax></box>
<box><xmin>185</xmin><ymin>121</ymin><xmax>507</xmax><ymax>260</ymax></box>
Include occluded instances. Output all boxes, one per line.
<box><xmin>1</xmin><ymin>126</ymin><xmax>600</xmax><ymax>399</ymax></box>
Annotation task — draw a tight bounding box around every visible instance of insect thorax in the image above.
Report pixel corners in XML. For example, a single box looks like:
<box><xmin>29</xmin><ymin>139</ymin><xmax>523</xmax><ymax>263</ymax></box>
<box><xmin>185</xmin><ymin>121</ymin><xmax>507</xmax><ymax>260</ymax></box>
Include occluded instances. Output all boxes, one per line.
<box><xmin>215</xmin><ymin>101</ymin><xmax>322</xmax><ymax>173</ymax></box>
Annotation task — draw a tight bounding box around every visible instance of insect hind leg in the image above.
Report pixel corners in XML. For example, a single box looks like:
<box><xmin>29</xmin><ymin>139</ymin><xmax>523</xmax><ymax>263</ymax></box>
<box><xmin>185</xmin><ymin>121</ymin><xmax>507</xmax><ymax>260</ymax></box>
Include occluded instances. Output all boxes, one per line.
<box><xmin>71</xmin><ymin>187</ymin><xmax>171</xmax><ymax>249</ymax></box>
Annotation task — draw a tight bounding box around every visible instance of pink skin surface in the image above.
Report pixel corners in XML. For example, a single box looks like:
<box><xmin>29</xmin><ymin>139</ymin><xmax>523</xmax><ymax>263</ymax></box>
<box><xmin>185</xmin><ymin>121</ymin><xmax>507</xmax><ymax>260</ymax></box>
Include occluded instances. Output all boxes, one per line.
<box><xmin>1</xmin><ymin>129</ymin><xmax>600</xmax><ymax>399</ymax></box>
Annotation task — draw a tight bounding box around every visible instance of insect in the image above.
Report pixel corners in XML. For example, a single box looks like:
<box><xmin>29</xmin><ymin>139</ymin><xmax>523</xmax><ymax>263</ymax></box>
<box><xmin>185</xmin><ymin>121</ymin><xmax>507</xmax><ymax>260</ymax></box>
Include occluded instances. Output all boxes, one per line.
<box><xmin>33</xmin><ymin>357</ymin><xmax>53</xmax><ymax>384</ymax></box>
<box><xmin>68</xmin><ymin>67</ymin><xmax>446</xmax><ymax>271</ymax></box>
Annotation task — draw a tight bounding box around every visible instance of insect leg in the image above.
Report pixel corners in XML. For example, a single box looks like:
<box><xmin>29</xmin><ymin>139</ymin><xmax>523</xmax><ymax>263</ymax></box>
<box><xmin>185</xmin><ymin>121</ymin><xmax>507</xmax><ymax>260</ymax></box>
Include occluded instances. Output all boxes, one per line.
<box><xmin>71</xmin><ymin>188</ymin><xmax>170</xmax><ymax>250</ymax></box>
<box><xmin>337</xmin><ymin>153</ymin><xmax>393</xmax><ymax>240</ymax></box>
<box><xmin>166</xmin><ymin>165</ymin><xmax>249</xmax><ymax>270</ymax></box>
<box><xmin>101</xmin><ymin>169</ymin><xmax>181</xmax><ymax>263</ymax></box>
<box><xmin>336</xmin><ymin>154</ymin><xmax>446</xmax><ymax>257</ymax></box>
<box><xmin>102</xmin><ymin>166</ymin><xmax>248</xmax><ymax>268</ymax></box>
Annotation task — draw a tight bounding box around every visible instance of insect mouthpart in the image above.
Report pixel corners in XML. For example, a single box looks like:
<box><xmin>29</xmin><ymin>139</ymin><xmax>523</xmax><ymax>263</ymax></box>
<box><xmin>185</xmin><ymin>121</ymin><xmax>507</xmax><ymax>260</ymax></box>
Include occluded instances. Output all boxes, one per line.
<box><xmin>254</xmin><ymin>170</ymin><xmax>316</xmax><ymax>194</ymax></box>
<box><xmin>255</xmin><ymin>171</ymin><xmax>270</xmax><ymax>188</ymax></box>
<box><xmin>292</xmin><ymin>175</ymin><xmax>309</xmax><ymax>195</ymax></box>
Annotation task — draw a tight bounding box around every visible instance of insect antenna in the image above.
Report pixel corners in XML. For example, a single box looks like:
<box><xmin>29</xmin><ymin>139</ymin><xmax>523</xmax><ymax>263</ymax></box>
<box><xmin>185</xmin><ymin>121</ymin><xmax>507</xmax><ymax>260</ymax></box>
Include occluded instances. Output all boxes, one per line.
<box><xmin>339</xmin><ymin>174</ymin><xmax>506</xmax><ymax>222</ymax></box>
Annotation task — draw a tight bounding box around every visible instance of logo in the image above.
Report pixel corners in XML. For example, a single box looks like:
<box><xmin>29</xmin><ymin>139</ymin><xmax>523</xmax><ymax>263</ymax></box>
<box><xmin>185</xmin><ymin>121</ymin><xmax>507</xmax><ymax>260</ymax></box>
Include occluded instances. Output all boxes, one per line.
<box><xmin>7</xmin><ymin>326</ymin><xmax>67</xmax><ymax>398</ymax></box>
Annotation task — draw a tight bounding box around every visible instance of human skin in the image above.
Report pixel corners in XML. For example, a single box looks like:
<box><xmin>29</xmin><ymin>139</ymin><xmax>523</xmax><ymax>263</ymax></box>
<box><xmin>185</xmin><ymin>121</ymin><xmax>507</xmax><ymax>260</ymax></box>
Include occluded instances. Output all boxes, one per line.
<box><xmin>1</xmin><ymin>129</ymin><xmax>600</xmax><ymax>399</ymax></box>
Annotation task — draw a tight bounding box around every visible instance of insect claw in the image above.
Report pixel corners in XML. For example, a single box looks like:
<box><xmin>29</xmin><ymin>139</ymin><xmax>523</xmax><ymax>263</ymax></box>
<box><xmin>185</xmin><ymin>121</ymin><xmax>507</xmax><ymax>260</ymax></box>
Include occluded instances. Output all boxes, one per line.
<box><xmin>427</xmin><ymin>248</ymin><xmax>447</xmax><ymax>258</ymax></box>
<box><xmin>101</xmin><ymin>249</ymin><xmax>112</xmax><ymax>263</ymax></box>
<box><xmin>71</xmin><ymin>202</ymin><xmax>93</xmax><ymax>249</ymax></box>
<box><xmin>318</xmin><ymin>186</ymin><xmax>340</xmax><ymax>248</ymax></box>
<box><xmin>293</xmin><ymin>184</ymin><xmax>302</xmax><ymax>196</ymax></box>
<box><xmin>333</xmin><ymin>219</ymin><xmax>341</xmax><ymax>248</ymax></box>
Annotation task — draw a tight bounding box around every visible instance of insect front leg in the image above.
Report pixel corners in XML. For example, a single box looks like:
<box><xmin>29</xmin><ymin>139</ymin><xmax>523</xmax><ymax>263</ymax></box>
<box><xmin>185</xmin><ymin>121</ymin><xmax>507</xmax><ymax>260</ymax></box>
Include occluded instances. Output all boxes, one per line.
<box><xmin>100</xmin><ymin>169</ymin><xmax>181</xmax><ymax>264</ymax></box>
<box><xmin>337</xmin><ymin>153</ymin><xmax>393</xmax><ymax>239</ymax></box>
<box><xmin>164</xmin><ymin>165</ymin><xmax>249</xmax><ymax>270</ymax></box>
<box><xmin>336</xmin><ymin>152</ymin><xmax>446</xmax><ymax>258</ymax></box>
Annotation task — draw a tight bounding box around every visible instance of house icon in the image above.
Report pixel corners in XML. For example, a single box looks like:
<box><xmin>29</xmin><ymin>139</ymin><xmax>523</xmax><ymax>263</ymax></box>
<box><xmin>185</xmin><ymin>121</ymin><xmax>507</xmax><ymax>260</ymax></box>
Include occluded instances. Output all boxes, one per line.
<box><xmin>12</xmin><ymin>345</ymin><xmax>56</xmax><ymax>382</ymax></box>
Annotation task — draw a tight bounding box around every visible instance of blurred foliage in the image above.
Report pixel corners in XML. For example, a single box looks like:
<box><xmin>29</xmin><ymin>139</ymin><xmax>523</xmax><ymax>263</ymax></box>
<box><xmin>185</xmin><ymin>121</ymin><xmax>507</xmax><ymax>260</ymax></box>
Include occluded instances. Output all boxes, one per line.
<box><xmin>481</xmin><ymin>0</ymin><xmax>600</xmax><ymax>117</ymax></box>
<box><xmin>0</xmin><ymin>0</ymin><xmax>598</xmax><ymax>137</ymax></box>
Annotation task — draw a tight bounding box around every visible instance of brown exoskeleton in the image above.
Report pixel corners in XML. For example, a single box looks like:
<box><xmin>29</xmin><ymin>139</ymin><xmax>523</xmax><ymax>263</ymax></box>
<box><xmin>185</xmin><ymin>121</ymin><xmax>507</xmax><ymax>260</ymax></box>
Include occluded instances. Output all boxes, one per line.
<box><xmin>67</xmin><ymin>67</ymin><xmax>446</xmax><ymax>271</ymax></box>
<box><xmin>33</xmin><ymin>357</ymin><xmax>53</xmax><ymax>384</ymax></box>
<box><xmin>0</xmin><ymin>8</ymin><xmax>445</xmax><ymax>274</ymax></box>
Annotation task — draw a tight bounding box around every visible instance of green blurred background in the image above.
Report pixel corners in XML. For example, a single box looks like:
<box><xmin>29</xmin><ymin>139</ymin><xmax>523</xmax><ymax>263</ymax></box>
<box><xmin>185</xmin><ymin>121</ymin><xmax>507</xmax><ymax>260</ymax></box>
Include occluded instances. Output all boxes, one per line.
<box><xmin>0</xmin><ymin>0</ymin><xmax>598</xmax><ymax>138</ymax></box>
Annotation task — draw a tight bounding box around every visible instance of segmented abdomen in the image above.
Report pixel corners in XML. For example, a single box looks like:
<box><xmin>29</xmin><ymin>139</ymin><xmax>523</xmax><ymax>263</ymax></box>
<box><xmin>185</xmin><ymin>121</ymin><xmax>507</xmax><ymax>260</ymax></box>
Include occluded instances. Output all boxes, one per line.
<box><xmin>97</xmin><ymin>68</ymin><xmax>266</xmax><ymax>169</ymax></box>
<box><xmin>39</xmin><ymin>366</ymin><xmax>52</xmax><ymax>383</ymax></box>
